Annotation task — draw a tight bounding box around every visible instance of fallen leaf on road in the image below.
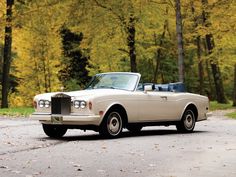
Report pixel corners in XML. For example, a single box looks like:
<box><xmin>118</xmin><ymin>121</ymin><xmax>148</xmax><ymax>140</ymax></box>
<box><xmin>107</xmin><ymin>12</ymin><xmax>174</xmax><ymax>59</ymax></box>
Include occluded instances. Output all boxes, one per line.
<box><xmin>0</xmin><ymin>165</ymin><xmax>8</xmax><ymax>169</ymax></box>
<box><xmin>33</xmin><ymin>172</ymin><xmax>42</xmax><ymax>175</ymax></box>
<box><xmin>129</xmin><ymin>151</ymin><xmax>136</xmax><ymax>155</ymax></box>
<box><xmin>97</xmin><ymin>169</ymin><xmax>106</xmax><ymax>173</ymax></box>
<box><xmin>149</xmin><ymin>164</ymin><xmax>156</xmax><ymax>167</ymax></box>
<box><xmin>73</xmin><ymin>164</ymin><xmax>81</xmax><ymax>168</ymax></box>
<box><xmin>69</xmin><ymin>162</ymin><xmax>81</xmax><ymax>168</ymax></box>
<box><xmin>133</xmin><ymin>170</ymin><xmax>142</xmax><ymax>173</ymax></box>
<box><xmin>226</xmin><ymin>148</ymin><xmax>236</xmax><ymax>151</ymax></box>
<box><xmin>11</xmin><ymin>170</ymin><xmax>21</xmax><ymax>174</ymax></box>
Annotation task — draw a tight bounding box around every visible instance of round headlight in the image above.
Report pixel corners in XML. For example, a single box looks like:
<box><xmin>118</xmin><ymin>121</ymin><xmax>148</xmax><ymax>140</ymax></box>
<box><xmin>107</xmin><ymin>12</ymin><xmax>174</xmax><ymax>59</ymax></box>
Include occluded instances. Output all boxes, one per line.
<box><xmin>74</xmin><ymin>100</ymin><xmax>80</xmax><ymax>109</ymax></box>
<box><xmin>39</xmin><ymin>100</ymin><xmax>44</xmax><ymax>108</ymax></box>
<box><xmin>44</xmin><ymin>100</ymin><xmax>50</xmax><ymax>108</ymax></box>
<box><xmin>80</xmin><ymin>101</ymin><xmax>86</xmax><ymax>109</ymax></box>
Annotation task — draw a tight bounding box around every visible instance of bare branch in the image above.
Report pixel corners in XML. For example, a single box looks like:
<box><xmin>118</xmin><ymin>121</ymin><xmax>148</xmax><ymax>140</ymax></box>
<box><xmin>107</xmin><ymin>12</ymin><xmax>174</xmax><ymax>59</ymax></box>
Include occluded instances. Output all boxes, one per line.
<box><xmin>93</xmin><ymin>0</ymin><xmax>126</xmax><ymax>27</ymax></box>
<box><xmin>167</xmin><ymin>0</ymin><xmax>175</xmax><ymax>9</ymax></box>
<box><xmin>118</xmin><ymin>48</ymin><xmax>129</xmax><ymax>54</ymax></box>
<box><xmin>14</xmin><ymin>0</ymin><xmax>62</xmax><ymax>20</ymax></box>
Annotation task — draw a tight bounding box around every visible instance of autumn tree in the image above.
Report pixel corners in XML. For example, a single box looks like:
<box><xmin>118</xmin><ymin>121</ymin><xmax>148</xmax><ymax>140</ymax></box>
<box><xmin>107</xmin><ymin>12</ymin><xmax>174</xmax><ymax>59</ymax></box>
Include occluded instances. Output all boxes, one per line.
<box><xmin>201</xmin><ymin>0</ymin><xmax>227</xmax><ymax>103</ymax></box>
<box><xmin>189</xmin><ymin>0</ymin><xmax>206</xmax><ymax>95</ymax></box>
<box><xmin>11</xmin><ymin>0</ymin><xmax>65</xmax><ymax>106</ymax></box>
<box><xmin>209</xmin><ymin>0</ymin><xmax>236</xmax><ymax>103</ymax></box>
<box><xmin>93</xmin><ymin>0</ymin><xmax>138</xmax><ymax>72</ymax></box>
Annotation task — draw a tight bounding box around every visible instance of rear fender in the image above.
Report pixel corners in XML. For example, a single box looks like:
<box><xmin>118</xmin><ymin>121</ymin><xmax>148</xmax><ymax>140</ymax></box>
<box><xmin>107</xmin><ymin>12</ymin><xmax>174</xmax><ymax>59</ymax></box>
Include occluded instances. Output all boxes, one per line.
<box><xmin>180</xmin><ymin>102</ymin><xmax>198</xmax><ymax>121</ymax></box>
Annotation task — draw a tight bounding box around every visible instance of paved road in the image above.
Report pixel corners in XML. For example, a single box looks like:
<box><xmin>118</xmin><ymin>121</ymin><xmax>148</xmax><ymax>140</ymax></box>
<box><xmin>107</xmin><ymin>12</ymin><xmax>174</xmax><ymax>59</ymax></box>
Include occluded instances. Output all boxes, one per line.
<box><xmin>0</xmin><ymin>112</ymin><xmax>236</xmax><ymax>177</ymax></box>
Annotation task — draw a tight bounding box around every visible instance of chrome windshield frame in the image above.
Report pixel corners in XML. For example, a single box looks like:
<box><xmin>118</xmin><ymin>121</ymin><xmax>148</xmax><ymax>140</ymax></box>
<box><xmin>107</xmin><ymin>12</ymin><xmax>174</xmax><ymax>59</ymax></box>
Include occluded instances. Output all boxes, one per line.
<box><xmin>85</xmin><ymin>72</ymin><xmax>141</xmax><ymax>92</ymax></box>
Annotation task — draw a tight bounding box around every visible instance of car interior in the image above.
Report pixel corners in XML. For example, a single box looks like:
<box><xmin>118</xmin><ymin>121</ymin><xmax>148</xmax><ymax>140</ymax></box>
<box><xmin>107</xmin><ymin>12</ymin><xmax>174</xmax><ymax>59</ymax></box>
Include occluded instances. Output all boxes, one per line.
<box><xmin>137</xmin><ymin>82</ymin><xmax>186</xmax><ymax>92</ymax></box>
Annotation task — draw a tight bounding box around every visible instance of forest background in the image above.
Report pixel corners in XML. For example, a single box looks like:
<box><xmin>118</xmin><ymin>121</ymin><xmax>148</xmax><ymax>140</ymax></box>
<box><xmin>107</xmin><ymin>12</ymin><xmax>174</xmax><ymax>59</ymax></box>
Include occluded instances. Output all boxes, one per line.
<box><xmin>0</xmin><ymin>0</ymin><xmax>236</xmax><ymax>108</ymax></box>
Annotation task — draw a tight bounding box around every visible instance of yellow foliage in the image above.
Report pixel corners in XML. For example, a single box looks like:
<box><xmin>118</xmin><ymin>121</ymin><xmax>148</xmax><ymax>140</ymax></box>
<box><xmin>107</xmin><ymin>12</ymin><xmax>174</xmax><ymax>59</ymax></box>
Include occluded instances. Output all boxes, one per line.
<box><xmin>11</xmin><ymin>1</ymin><xmax>65</xmax><ymax>106</ymax></box>
<box><xmin>9</xmin><ymin>93</ymin><xmax>29</xmax><ymax>107</ymax></box>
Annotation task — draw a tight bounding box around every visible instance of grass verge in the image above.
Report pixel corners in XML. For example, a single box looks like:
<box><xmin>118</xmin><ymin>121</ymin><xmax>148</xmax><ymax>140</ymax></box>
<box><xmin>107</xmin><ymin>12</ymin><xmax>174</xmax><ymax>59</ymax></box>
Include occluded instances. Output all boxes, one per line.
<box><xmin>210</xmin><ymin>101</ymin><xmax>233</xmax><ymax>111</ymax></box>
<box><xmin>0</xmin><ymin>107</ymin><xmax>34</xmax><ymax>117</ymax></box>
<box><xmin>226</xmin><ymin>112</ymin><xmax>236</xmax><ymax>119</ymax></box>
<box><xmin>210</xmin><ymin>101</ymin><xmax>236</xmax><ymax>119</ymax></box>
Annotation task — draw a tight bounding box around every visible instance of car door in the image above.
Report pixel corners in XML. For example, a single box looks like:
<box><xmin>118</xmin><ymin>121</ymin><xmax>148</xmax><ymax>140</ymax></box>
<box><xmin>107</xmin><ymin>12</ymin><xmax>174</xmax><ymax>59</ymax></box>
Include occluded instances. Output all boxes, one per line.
<box><xmin>136</xmin><ymin>91</ymin><xmax>181</xmax><ymax>121</ymax></box>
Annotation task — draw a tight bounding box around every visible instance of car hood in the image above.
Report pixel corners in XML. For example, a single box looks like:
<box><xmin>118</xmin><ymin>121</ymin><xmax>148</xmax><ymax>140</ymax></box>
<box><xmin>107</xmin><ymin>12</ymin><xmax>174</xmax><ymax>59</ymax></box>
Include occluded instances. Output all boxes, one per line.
<box><xmin>34</xmin><ymin>89</ymin><xmax>129</xmax><ymax>101</ymax></box>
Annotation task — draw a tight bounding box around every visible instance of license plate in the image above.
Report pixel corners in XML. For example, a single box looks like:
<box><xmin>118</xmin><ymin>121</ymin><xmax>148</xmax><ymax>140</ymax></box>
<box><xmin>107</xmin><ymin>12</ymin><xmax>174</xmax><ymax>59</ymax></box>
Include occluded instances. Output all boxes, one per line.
<box><xmin>51</xmin><ymin>116</ymin><xmax>63</xmax><ymax>124</ymax></box>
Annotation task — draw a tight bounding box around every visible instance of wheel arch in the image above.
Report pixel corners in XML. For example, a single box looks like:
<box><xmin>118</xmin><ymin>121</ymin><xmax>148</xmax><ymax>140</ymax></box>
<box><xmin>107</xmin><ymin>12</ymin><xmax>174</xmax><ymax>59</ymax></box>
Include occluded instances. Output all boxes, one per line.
<box><xmin>181</xmin><ymin>103</ymin><xmax>198</xmax><ymax>121</ymax></box>
<box><xmin>103</xmin><ymin>103</ymin><xmax>128</xmax><ymax>128</ymax></box>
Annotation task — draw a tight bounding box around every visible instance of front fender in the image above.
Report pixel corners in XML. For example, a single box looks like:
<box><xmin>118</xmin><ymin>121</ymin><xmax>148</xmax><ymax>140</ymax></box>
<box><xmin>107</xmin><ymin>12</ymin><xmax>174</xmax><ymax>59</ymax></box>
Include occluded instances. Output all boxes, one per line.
<box><xmin>102</xmin><ymin>102</ymin><xmax>126</xmax><ymax>119</ymax></box>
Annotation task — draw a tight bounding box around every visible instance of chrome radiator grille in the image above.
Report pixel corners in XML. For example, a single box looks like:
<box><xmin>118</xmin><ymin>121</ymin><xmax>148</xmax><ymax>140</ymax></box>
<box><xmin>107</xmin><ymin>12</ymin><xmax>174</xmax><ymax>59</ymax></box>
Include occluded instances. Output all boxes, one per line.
<box><xmin>51</xmin><ymin>95</ymin><xmax>71</xmax><ymax>115</ymax></box>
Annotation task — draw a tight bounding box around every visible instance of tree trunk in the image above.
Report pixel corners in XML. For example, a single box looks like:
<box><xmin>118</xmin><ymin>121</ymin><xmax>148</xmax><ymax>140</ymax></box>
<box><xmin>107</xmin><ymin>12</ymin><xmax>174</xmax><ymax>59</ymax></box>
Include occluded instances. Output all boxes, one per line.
<box><xmin>127</xmin><ymin>14</ymin><xmax>137</xmax><ymax>72</ymax></box>
<box><xmin>153</xmin><ymin>33</ymin><xmax>160</xmax><ymax>82</ymax></box>
<box><xmin>33</xmin><ymin>59</ymin><xmax>41</xmax><ymax>93</ymax></box>
<box><xmin>43</xmin><ymin>58</ymin><xmax>48</xmax><ymax>93</ymax></box>
<box><xmin>175</xmin><ymin>0</ymin><xmax>185</xmax><ymax>83</ymax></box>
<box><xmin>205</xmin><ymin>60</ymin><xmax>214</xmax><ymax>100</ymax></box>
<box><xmin>210</xmin><ymin>61</ymin><xmax>227</xmax><ymax>103</ymax></box>
<box><xmin>233</xmin><ymin>64</ymin><xmax>236</xmax><ymax>106</ymax></box>
<box><xmin>46</xmin><ymin>57</ymin><xmax>51</xmax><ymax>92</ymax></box>
<box><xmin>206</xmin><ymin>37</ymin><xmax>227</xmax><ymax>103</ymax></box>
<box><xmin>191</xmin><ymin>1</ymin><xmax>204</xmax><ymax>94</ymax></box>
<box><xmin>197</xmin><ymin>36</ymin><xmax>204</xmax><ymax>95</ymax></box>
<box><xmin>202</xmin><ymin>0</ymin><xmax>227</xmax><ymax>103</ymax></box>
<box><xmin>153</xmin><ymin>19</ymin><xmax>168</xmax><ymax>83</ymax></box>
<box><xmin>1</xmin><ymin>0</ymin><xmax>14</xmax><ymax>108</ymax></box>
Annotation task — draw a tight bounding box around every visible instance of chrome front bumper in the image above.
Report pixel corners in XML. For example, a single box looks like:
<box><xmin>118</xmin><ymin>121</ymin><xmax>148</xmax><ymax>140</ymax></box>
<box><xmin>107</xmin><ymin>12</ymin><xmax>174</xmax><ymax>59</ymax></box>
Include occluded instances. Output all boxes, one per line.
<box><xmin>30</xmin><ymin>113</ymin><xmax>101</xmax><ymax>126</ymax></box>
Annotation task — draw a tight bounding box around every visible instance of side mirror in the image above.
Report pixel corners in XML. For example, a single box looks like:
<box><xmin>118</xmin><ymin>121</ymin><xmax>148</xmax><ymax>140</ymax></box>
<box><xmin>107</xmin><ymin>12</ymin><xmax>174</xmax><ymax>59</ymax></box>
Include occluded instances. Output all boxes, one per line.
<box><xmin>144</xmin><ymin>85</ymin><xmax>153</xmax><ymax>93</ymax></box>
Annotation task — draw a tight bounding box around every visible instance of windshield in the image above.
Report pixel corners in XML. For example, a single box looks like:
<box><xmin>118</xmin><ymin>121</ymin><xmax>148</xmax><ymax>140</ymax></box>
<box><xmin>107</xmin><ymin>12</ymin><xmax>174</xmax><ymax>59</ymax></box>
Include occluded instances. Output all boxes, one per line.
<box><xmin>86</xmin><ymin>73</ymin><xmax>139</xmax><ymax>91</ymax></box>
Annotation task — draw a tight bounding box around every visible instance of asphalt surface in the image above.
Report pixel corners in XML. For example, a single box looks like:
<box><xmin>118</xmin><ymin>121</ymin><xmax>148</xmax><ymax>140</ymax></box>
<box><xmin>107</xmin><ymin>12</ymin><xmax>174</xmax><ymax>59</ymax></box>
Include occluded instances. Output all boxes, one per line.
<box><xmin>0</xmin><ymin>111</ymin><xmax>236</xmax><ymax>177</ymax></box>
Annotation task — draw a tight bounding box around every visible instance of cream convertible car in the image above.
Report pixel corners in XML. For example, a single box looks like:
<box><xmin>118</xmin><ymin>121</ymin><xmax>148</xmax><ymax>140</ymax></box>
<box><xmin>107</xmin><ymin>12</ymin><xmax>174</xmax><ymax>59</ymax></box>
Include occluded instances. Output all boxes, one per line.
<box><xmin>31</xmin><ymin>72</ymin><xmax>210</xmax><ymax>138</ymax></box>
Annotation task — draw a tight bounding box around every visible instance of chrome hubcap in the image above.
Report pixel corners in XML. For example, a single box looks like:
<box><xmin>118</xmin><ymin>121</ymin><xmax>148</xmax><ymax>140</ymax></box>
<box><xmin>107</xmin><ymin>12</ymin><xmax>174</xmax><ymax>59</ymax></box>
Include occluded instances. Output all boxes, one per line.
<box><xmin>107</xmin><ymin>112</ymin><xmax>122</xmax><ymax>136</ymax></box>
<box><xmin>184</xmin><ymin>113</ymin><xmax>194</xmax><ymax>130</ymax></box>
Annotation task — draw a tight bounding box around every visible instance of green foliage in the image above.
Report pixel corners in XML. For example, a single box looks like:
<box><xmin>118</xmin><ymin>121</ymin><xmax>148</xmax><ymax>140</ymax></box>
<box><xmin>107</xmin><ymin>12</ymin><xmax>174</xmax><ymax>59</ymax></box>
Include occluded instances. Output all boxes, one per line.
<box><xmin>0</xmin><ymin>107</ymin><xmax>34</xmax><ymax>117</ymax></box>
<box><xmin>62</xmin><ymin>79</ymin><xmax>83</xmax><ymax>91</ymax></box>
<box><xmin>60</xmin><ymin>27</ymin><xmax>91</xmax><ymax>90</ymax></box>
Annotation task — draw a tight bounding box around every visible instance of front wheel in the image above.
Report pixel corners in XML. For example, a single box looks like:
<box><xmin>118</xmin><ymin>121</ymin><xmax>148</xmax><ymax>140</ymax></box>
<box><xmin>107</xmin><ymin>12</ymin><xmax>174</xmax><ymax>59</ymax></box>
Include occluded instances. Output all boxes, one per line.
<box><xmin>42</xmin><ymin>124</ymin><xmax>67</xmax><ymax>138</ymax></box>
<box><xmin>176</xmin><ymin>109</ymin><xmax>195</xmax><ymax>133</ymax></box>
<box><xmin>99</xmin><ymin>111</ymin><xmax>123</xmax><ymax>138</ymax></box>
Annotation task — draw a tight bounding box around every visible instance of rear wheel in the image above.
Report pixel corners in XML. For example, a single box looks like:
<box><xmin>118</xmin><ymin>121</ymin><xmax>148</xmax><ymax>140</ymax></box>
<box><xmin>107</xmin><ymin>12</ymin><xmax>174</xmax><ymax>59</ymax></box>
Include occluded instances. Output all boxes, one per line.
<box><xmin>176</xmin><ymin>109</ymin><xmax>195</xmax><ymax>133</ymax></box>
<box><xmin>42</xmin><ymin>124</ymin><xmax>67</xmax><ymax>138</ymax></box>
<box><xmin>99</xmin><ymin>111</ymin><xmax>123</xmax><ymax>138</ymax></box>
